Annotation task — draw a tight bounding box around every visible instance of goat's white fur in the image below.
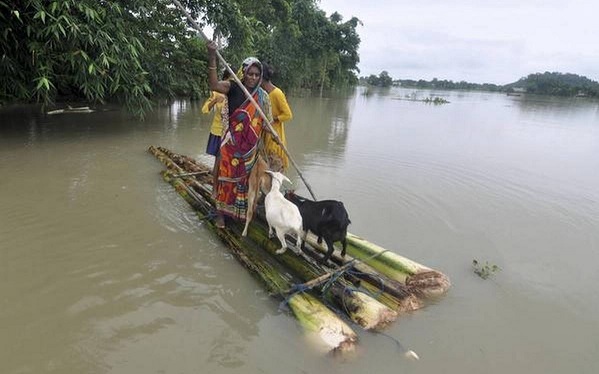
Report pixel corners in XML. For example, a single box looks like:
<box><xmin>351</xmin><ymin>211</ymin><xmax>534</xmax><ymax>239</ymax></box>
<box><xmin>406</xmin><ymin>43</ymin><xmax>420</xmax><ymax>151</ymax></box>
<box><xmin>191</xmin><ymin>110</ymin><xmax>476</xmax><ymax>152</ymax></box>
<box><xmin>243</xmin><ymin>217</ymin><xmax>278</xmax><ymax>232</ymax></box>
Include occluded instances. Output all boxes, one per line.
<box><xmin>264</xmin><ymin>171</ymin><xmax>303</xmax><ymax>254</ymax></box>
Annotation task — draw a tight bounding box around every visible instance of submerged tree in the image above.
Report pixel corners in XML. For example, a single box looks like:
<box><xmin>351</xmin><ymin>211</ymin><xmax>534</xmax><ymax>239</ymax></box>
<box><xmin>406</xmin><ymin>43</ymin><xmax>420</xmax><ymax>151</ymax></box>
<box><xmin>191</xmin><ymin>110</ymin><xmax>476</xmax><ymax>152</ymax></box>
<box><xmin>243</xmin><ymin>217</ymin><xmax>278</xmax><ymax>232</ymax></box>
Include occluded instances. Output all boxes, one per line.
<box><xmin>365</xmin><ymin>71</ymin><xmax>393</xmax><ymax>87</ymax></box>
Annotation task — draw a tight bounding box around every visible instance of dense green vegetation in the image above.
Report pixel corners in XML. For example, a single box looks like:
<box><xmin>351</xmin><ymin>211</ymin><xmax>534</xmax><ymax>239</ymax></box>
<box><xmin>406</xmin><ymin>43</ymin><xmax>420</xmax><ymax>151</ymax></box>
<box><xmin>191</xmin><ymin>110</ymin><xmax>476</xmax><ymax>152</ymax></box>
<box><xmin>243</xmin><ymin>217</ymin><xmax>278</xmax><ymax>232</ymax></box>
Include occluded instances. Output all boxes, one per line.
<box><xmin>378</xmin><ymin>72</ymin><xmax>599</xmax><ymax>97</ymax></box>
<box><xmin>3</xmin><ymin>0</ymin><xmax>596</xmax><ymax>117</ymax></box>
<box><xmin>504</xmin><ymin>72</ymin><xmax>599</xmax><ymax>97</ymax></box>
<box><xmin>362</xmin><ymin>71</ymin><xmax>393</xmax><ymax>87</ymax></box>
<box><xmin>392</xmin><ymin>78</ymin><xmax>502</xmax><ymax>92</ymax></box>
<box><xmin>0</xmin><ymin>0</ymin><xmax>360</xmax><ymax>116</ymax></box>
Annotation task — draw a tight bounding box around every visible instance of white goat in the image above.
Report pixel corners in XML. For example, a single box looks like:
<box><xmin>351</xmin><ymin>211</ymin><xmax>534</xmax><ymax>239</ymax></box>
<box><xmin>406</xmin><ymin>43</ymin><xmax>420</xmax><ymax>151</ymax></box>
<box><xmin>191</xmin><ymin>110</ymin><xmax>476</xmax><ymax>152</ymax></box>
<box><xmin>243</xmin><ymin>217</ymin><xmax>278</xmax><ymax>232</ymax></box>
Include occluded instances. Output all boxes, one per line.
<box><xmin>264</xmin><ymin>171</ymin><xmax>303</xmax><ymax>254</ymax></box>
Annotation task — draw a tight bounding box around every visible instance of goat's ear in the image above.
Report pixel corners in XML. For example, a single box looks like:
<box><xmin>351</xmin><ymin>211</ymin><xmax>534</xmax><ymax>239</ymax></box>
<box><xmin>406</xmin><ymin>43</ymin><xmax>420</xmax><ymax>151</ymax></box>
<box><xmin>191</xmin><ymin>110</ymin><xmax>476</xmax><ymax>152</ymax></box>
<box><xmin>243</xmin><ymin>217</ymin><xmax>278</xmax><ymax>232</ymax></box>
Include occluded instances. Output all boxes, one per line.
<box><xmin>282</xmin><ymin>175</ymin><xmax>292</xmax><ymax>184</ymax></box>
<box><xmin>265</xmin><ymin>170</ymin><xmax>274</xmax><ymax>176</ymax></box>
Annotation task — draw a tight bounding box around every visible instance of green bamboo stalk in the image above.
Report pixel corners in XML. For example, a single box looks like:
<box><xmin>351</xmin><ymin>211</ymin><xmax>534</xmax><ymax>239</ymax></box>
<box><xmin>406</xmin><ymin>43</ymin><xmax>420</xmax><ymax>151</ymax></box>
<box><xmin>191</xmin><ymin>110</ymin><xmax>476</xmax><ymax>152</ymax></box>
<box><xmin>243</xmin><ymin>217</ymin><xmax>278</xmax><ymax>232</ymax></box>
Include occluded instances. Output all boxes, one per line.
<box><xmin>150</xmin><ymin>146</ymin><xmax>357</xmax><ymax>352</ymax></box>
<box><xmin>287</xmin><ymin>293</ymin><xmax>356</xmax><ymax>352</ymax></box>
<box><xmin>300</xmin><ymin>233</ymin><xmax>423</xmax><ymax>312</ymax></box>
<box><xmin>345</xmin><ymin>233</ymin><xmax>451</xmax><ymax>297</ymax></box>
<box><xmin>346</xmin><ymin>233</ymin><xmax>427</xmax><ymax>278</ymax></box>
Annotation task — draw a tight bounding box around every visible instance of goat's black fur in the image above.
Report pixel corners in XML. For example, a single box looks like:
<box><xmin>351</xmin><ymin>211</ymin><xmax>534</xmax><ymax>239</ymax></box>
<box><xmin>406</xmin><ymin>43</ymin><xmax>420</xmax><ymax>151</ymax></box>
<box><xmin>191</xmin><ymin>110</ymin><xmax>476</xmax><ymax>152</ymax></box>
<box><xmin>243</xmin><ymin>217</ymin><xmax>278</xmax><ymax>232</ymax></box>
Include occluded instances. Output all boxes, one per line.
<box><xmin>285</xmin><ymin>192</ymin><xmax>351</xmax><ymax>263</ymax></box>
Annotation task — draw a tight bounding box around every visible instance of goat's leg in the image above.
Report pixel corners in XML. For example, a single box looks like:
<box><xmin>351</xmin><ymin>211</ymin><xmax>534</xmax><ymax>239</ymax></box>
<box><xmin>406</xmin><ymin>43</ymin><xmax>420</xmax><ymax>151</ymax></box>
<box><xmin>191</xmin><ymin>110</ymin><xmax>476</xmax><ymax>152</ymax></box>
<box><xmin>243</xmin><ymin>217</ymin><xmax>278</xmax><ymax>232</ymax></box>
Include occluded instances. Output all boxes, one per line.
<box><xmin>242</xmin><ymin>187</ymin><xmax>257</xmax><ymax>237</ymax></box>
<box><xmin>242</xmin><ymin>202</ymin><xmax>254</xmax><ymax>237</ymax></box>
<box><xmin>340</xmin><ymin>238</ymin><xmax>347</xmax><ymax>257</ymax></box>
<box><xmin>241</xmin><ymin>213</ymin><xmax>251</xmax><ymax>237</ymax></box>
<box><xmin>268</xmin><ymin>224</ymin><xmax>274</xmax><ymax>238</ymax></box>
<box><xmin>294</xmin><ymin>230</ymin><xmax>303</xmax><ymax>251</ymax></box>
<box><xmin>299</xmin><ymin>231</ymin><xmax>309</xmax><ymax>253</ymax></box>
<box><xmin>275</xmin><ymin>229</ymin><xmax>288</xmax><ymax>254</ymax></box>
<box><xmin>320</xmin><ymin>237</ymin><xmax>335</xmax><ymax>264</ymax></box>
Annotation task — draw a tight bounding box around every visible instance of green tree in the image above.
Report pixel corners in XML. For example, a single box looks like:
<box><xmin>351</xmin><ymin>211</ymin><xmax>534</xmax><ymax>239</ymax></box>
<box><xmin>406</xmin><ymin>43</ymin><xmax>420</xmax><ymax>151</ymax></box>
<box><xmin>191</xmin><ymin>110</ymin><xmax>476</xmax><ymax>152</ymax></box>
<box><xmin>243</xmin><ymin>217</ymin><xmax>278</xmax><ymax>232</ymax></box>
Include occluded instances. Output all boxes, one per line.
<box><xmin>378</xmin><ymin>71</ymin><xmax>393</xmax><ymax>87</ymax></box>
<box><xmin>256</xmin><ymin>1</ymin><xmax>360</xmax><ymax>91</ymax></box>
<box><xmin>508</xmin><ymin>72</ymin><xmax>599</xmax><ymax>96</ymax></box>
<box><xmin>0</xmin><ymin>0</ymin><xmax>209</xmax><ymax>116</ymax></box>
<box><xmin>366</xmin><ymin>74</ymin><xmax>379</xmax><ymax>86</ymax></box>
<box><xmin>364</xmin><ymin>71</ymin><xmax>392</xmax><ymax>87</ymax></box>
<box><xmin>1</xmin><ymin>0</ymin><xmax>363</xmax><ymax>116</ymax></box>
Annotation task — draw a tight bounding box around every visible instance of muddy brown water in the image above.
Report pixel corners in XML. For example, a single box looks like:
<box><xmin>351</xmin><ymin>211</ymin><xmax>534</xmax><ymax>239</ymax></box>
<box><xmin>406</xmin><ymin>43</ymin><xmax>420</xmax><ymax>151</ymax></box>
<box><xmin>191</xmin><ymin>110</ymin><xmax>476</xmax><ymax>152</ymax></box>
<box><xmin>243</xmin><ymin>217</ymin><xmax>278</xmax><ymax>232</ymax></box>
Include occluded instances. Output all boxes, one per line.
<box><xmin>1</xmin><ymin>88</ymin><xmax>598</xmax><ymax>373</ymax></box>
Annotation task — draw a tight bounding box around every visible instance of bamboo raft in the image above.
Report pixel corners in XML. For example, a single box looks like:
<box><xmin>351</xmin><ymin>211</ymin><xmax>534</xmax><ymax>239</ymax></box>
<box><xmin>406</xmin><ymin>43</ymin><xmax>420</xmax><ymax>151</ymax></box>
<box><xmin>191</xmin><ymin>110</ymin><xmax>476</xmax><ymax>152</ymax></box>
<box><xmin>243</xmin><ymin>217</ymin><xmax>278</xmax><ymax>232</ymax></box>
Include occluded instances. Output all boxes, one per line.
<box><xmin>149</xmin><ymin>146</ymin><xmax>450</xmax><ymax>356</ymax></box>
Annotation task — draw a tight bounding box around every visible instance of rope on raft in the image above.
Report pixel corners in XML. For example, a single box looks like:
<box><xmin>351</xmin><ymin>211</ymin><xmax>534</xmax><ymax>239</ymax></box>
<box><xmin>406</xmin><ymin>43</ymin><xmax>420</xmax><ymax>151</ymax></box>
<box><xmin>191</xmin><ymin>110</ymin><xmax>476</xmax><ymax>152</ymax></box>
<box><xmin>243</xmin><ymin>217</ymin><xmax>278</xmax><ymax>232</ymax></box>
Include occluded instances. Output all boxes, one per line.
<box><xmin>280</xmin><ymin>250</ymin><xmax>420</xmax><ymax>360</ymax></box>
<box><xmin>279</xmin><ymin>250</ymin><xmax>390</xmax><ymax>309</ymax></box>
<box><xmin>280</xmin><ymin>252</ymin><xmax>392</xmax><ymax>324</ymax></box>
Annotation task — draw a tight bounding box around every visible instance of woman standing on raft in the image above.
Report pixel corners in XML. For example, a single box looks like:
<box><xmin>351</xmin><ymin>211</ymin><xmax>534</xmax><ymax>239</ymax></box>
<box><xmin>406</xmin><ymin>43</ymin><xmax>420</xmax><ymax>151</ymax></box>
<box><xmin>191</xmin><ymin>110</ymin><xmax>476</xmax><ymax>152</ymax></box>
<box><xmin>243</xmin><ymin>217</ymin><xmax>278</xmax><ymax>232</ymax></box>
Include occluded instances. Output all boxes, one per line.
<box><xmin>206</xmin><ymin>41</ymin><xmax>272</xmax><ymax>228</ymax></box>
<box><xmin>260</xmin><ymin>62</ymin><xmax>293</xmax><ymax>172</ymax></box>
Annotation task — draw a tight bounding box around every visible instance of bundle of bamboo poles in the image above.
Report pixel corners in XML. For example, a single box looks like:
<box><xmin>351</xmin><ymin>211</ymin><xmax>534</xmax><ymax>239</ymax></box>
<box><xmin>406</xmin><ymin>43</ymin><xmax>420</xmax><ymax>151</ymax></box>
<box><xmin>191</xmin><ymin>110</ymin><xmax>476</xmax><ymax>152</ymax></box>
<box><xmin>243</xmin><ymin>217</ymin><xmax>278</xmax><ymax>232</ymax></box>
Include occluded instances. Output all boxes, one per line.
<box><xmin>148</xmin><ymin>146</ymin><xmax>450</xmax><ymax>356</ymax></box>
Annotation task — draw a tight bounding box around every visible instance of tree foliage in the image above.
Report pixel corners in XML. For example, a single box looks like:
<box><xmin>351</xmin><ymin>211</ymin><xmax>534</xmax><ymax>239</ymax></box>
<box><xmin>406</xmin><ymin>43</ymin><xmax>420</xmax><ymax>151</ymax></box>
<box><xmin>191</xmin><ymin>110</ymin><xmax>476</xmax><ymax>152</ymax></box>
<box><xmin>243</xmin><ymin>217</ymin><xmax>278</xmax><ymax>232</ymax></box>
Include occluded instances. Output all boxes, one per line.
<box><xmin>392</xmin><ymin>78</ymin><xmax>503</xmax><ymax>92</ymax></box>
<box><xmin>251</xmin><ymin>2</ymin><xmax>361</xmax><ymax>90</ymax></box>
<box><xmin>506</xmin><ymin>72</ymin><xmax>599</xmax><ymax>97</ymax></box>
<box><xmin>5</xmin><ymin>1</ymin><xmax>140</xmax><ymax>116</ymax></box>
<box><xmin>384</xmin><ymin>72</ymin><xmax>599</xmax><ymax>97</ymax></box>
<box><xmin>0</xmin><ymin>0</ymin><xmax>361</xmax><ymax>116</ymax></box>
<box><xmin>364</xmin><ymin>71</ymin><xmax>393</xmax><ymax>87</ymax></box>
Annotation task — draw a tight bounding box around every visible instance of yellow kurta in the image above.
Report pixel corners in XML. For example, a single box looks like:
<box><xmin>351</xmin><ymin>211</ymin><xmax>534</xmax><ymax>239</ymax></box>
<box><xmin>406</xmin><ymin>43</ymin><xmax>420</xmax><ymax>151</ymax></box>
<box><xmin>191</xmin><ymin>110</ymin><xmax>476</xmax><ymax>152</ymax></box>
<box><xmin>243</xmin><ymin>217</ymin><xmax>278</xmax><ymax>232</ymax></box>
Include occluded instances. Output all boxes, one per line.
<box><xmin>263</xmin><ymin>87</ymin><xmax>293</xmax><ymax>170</ymax></box>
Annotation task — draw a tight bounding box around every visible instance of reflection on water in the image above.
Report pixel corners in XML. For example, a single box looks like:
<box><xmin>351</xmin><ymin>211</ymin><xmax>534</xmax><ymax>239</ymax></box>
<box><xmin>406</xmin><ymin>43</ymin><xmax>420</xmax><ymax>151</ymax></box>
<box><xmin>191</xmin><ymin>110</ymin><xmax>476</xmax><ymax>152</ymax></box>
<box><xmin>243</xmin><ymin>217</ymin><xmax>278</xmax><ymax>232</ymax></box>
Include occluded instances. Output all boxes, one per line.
<box><xmin>287</xmin><ymin>93</ymin><xmax>354</xmax><ymax>167</ymax></box>
<box><xmin>1</xmin><ymin>90</ymin><xmax>599</xmax><ymax>374</ymax></box>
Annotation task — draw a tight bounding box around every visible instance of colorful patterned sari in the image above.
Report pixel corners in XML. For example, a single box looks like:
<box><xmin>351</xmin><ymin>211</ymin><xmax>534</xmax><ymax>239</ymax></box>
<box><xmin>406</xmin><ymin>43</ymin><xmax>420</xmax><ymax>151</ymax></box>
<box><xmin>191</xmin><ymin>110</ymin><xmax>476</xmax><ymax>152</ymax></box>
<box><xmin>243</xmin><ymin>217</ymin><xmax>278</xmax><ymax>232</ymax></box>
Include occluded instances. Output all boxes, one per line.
<box><xmin>215</xmin><ymin>87</ymin><xmax>272</xmax><ymax>220</ymax></box>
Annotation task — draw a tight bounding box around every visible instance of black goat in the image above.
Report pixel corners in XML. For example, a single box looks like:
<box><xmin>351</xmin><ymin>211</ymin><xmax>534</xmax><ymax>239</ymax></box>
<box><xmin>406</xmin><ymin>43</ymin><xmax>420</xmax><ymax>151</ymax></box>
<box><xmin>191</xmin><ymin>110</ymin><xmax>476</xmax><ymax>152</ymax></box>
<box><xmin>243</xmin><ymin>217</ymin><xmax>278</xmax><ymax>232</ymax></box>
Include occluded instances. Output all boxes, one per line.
<box><xmin>285</xmin><ymin>192</ymin><xmax>351</xmax><ymax>263</ymax></box>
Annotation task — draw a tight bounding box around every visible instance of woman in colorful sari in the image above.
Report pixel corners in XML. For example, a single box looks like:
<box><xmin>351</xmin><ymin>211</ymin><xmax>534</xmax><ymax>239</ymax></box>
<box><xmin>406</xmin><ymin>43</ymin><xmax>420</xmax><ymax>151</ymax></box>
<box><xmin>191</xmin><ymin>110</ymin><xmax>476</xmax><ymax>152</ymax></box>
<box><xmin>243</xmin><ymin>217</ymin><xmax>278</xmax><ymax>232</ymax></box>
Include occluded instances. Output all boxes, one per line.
<box><xmin>206</xmin><ymin>41</ymin><xmax>273</xmax><ymax>228</ymax></box>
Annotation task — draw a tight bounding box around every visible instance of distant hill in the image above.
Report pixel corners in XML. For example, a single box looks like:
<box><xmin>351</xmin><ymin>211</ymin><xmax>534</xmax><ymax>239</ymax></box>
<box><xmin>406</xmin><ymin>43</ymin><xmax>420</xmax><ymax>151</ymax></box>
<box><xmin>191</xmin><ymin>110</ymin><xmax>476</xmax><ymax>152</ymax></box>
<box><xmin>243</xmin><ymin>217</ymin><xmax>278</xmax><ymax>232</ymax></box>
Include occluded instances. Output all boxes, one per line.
<box><xmin>383</xmin><ymin>72</ymin><xmax>599</xmax><ymax>97</ymax></box>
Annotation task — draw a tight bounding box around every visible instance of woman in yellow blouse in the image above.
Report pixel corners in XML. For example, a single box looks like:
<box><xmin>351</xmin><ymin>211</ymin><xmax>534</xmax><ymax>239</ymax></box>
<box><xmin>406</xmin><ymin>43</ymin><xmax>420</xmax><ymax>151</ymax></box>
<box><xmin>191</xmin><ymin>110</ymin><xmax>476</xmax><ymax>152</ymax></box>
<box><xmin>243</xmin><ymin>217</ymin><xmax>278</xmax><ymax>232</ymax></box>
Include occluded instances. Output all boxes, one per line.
<box><xmin>201</xmin><ymin>69</ymin><xmax>231</xmax><ymax>156</ymax></box>
<box><xmin>261</xmin><ymin>62</ymin><xmax>293</xmax><ymax>171</ymax></box>
<box><xmin>201</xmin><ymin>69</ymin><xmax>232</xmax><ymax>195</ymax></box>
<box><xmin>201</xmin><ymin>90</ymin><xmax>226</xmax><ymax>155</ymax></box>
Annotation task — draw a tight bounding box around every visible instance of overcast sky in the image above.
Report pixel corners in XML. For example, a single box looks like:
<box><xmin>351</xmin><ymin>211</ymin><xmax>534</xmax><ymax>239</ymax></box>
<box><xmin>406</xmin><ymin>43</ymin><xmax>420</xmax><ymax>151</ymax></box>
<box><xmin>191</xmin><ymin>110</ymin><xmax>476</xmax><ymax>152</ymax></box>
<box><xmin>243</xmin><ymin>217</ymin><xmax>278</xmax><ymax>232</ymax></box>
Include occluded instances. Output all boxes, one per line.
<box><xmin>318</xmin><ymin>0</ymin><xmax>599</xmax><ymax>84</ymax></box>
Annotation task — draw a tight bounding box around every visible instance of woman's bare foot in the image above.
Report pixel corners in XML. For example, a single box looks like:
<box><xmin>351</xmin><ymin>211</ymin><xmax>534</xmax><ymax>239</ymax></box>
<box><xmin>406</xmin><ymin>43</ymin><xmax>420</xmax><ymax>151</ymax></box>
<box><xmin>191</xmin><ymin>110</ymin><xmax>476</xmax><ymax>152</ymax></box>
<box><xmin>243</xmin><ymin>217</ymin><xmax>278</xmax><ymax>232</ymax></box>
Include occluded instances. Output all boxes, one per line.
<box><xmin>215</xmin><ymin>213</ymin><xmax>225</xmax><ymax>229</ymax></box>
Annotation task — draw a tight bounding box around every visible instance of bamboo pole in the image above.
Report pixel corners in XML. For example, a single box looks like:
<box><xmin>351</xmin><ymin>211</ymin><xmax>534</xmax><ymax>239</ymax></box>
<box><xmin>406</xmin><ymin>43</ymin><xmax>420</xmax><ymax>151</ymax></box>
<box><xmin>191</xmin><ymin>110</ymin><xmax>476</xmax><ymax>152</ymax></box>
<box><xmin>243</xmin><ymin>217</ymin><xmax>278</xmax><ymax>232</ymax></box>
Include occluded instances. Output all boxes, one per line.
<box><xmin>304</xmin><ymin>231</ymin><xmax>450</xmax><ymax>298</ymax></box>
<box><xmin>345</xmin><ymin>233</ymin><xmax>451</xmax><ymax>297</ymax></box>
<box><xmin>170</xmin><ymin>0</ymin><xmax>318</xmax><ymax>201</ymax></box>
<box><xmin>150</xmin><ymin>146</ymin><xmax>357</xmax><ymax>352</ymax></box>
<box><xmin>346</xmin><ymin>233</ymin><xmax>427</xmax><ymax>276</ymax></box>
<box><xmin>301</xmin><ymin>234</ymin><xmax>424</xmax><ymax>312</ymax></box>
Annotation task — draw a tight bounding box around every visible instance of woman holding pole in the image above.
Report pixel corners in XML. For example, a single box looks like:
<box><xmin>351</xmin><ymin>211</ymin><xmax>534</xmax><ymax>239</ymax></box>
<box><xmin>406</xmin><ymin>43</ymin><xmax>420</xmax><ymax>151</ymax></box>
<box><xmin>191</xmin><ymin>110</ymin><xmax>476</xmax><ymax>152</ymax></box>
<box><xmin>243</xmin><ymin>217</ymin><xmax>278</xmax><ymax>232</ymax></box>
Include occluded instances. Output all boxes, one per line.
<box><xmin>206</xmin><ymin>41</ymin><xmax>273</xmax><ymax>228</ymax></box>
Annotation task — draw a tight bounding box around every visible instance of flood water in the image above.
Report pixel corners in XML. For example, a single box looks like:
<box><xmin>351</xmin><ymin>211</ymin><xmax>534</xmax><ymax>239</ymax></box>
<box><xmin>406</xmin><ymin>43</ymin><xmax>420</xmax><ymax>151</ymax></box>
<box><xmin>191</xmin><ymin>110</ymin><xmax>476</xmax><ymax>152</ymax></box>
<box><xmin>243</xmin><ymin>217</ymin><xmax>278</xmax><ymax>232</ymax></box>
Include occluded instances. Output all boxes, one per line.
<box><xmin>1</xmin><ymin>87</ymin><xmax>598</xmax><ymax>373</ymax></box>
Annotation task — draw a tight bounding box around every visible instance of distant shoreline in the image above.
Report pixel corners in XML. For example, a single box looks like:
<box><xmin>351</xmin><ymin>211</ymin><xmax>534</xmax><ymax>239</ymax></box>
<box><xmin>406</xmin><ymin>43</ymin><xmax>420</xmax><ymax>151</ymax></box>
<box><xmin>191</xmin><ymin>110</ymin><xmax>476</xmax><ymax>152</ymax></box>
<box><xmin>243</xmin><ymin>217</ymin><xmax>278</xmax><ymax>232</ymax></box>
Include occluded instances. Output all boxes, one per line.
<box><xmin>360</xmin><ymin>71</ymin><xmax>599</xmax><ymax>98</ymax></box>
